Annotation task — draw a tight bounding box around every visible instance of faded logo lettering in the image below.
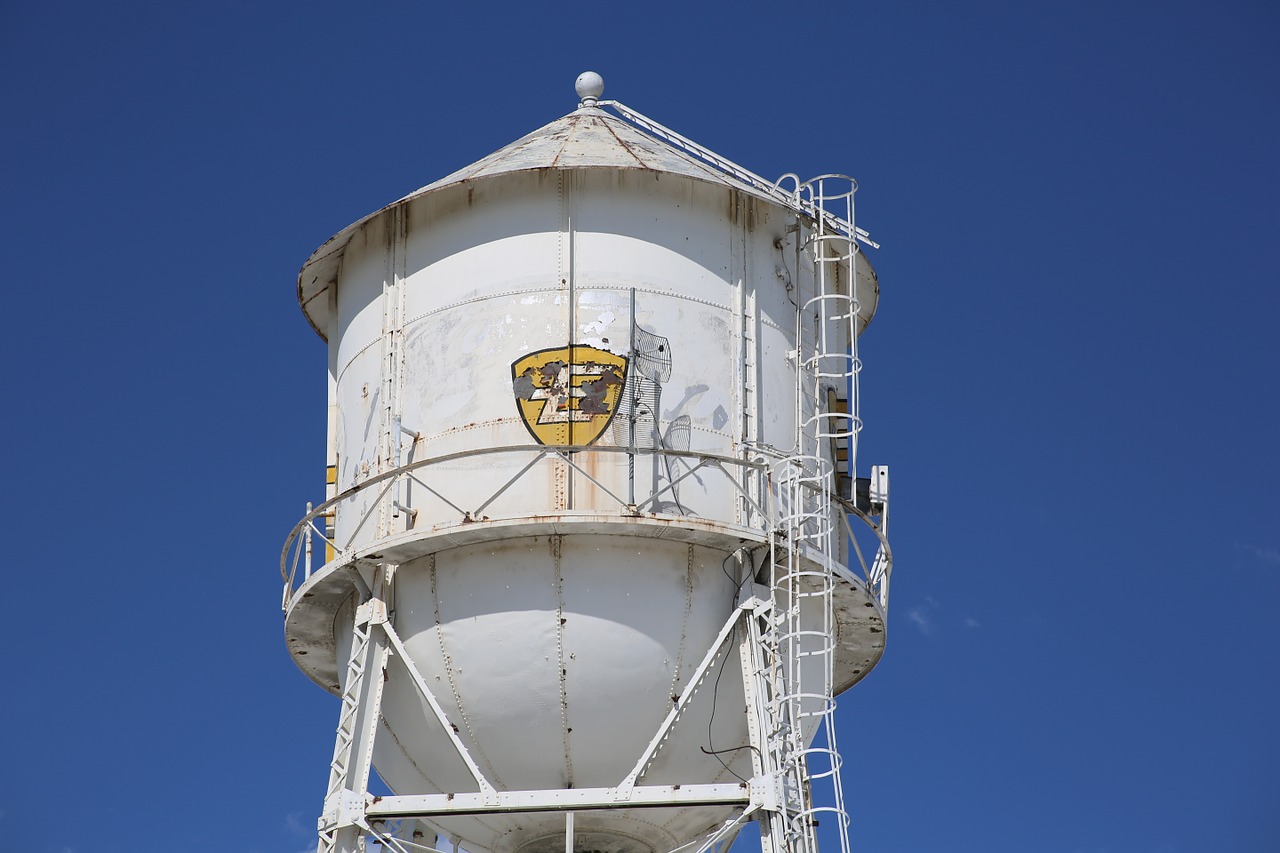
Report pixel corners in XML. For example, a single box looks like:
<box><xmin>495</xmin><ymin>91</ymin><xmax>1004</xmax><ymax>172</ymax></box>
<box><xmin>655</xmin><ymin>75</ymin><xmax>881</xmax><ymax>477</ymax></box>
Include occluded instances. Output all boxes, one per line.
<box><xmin>512</xmin><ymin>345</ymin><xmax>628</xmax><ymax>446</ymax></box>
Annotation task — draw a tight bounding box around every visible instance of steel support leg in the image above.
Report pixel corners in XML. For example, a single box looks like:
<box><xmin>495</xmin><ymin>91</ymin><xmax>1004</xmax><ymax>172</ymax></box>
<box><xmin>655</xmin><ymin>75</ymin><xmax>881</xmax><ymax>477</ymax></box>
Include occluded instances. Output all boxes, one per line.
<box><xmin>739</xmin><ymin>585</ymin><xmax>790</xmax><ymax>853</ymax></box>
<box><xmin>318</xmin><ymin>564</ymin><xmax>395</xmax><ymax>853</ymax></box>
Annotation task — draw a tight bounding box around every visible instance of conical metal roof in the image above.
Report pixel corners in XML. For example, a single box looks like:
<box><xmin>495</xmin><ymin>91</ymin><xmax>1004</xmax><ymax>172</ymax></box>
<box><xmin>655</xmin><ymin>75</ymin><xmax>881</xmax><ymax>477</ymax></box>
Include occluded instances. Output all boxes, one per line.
<box><xmin>297</xmin><ymin>108</ymin><xmax>777</xmax><ymax>340</ymax></box>
<box><xmin>422</xmin><ymin>107</ymin><xmax>769</xmax><ymax>191</ymax></box>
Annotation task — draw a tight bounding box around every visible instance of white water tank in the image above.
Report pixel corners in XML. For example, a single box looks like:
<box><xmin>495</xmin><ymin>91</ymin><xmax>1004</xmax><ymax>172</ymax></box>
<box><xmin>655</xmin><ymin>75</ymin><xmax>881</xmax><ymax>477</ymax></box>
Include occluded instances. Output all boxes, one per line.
<box><xmin>284</xmin><ymin>81</ymin><xmax>887</xmax><ymax>853</ymax></box>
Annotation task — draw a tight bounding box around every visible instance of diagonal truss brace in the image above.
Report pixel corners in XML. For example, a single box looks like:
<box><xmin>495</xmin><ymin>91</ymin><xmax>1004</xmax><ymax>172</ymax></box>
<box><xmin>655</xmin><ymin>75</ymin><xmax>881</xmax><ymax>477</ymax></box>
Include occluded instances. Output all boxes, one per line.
<box><xmin>633</xmin><ymin>458</ymin><xmax>716</xmax><ymax>514</ymax></box>
<box><xmin>379</xmin><ymin>618</ymin><xmax>498</xmax><ymax>800</ymax></box>
<box><xmin>615</xmin><ymin>599</ymin><xmax>749</xmax><ymax>797</ymax></box>
<box><xmin>700</xmin><ymin>813</ymin><xmax>751</xmax><ymax>853</ymax></box>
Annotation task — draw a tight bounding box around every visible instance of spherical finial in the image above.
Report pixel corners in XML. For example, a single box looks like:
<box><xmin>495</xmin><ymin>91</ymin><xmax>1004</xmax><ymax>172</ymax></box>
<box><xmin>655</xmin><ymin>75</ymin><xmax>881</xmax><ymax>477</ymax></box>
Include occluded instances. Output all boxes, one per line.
<box><xmin>575</xmin><ymin>71</ymin><xmax>604</xmax><ymax>106</ymax></box>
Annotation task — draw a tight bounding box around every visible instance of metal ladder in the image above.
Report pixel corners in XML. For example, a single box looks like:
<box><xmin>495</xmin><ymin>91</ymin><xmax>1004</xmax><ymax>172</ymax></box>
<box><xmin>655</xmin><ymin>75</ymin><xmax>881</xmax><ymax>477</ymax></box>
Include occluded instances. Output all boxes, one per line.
<box><xmin>758</xmin><ymin>456</ymin><xmax>837</xmax><ymax>853</ymax></box>
<box><xmin>800</xmin><ymin>175</ymin><xmax>863</xmax><ymax>493</ymax></box>
<box><xmin>757</xmin><ymin>176</ymin><xmax>863</xmax><ymax>853</ymax></box>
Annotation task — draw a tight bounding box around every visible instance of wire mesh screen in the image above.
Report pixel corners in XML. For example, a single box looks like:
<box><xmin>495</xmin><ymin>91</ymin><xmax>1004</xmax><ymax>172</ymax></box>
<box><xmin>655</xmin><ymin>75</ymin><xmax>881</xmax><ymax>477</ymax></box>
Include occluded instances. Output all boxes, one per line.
<box><xmin>633</xmin><ymin>326</ymin><xmax>672</xmax><ymax>382</ymax></box>
<box><xmin>614</xmin><ymin>376</ymin><xmax>662</xmax><ymax>449</ymax></box>
<box><xmin>614</xmin><ymin>325</ymin><xmax>672</xmax><ymax>449</ymax></box>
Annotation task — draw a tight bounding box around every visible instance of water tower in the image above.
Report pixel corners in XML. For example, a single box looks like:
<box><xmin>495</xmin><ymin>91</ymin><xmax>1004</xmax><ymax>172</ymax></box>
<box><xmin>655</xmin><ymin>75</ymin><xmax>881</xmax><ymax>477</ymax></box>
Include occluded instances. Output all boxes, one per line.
<box><xmin>280</xmin><ymin>73</ymin><xmax>893</xmax><ymax>853</ymax></box>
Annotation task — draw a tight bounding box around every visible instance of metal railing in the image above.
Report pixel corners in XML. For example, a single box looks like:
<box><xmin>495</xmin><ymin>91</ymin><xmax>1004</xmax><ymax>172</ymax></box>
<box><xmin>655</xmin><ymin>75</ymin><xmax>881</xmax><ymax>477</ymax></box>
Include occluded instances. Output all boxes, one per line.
<box><xmin>280</xmin><ymin>444</ymin><xmax>891</xmax><ymax>613</ymax></box>
<box><xmin>599</xmin><ymin>101</ymin><xmax>879</xmax><ymax>251</ymax></box>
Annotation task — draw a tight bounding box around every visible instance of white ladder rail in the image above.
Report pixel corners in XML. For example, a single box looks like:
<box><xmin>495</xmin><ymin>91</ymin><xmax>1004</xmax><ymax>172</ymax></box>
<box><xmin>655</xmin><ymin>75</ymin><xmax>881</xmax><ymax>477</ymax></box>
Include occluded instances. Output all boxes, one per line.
<box><xmin>598</xmin><ymin>100</ymin><xmax>879</xmax><ymax>251</ymax></box>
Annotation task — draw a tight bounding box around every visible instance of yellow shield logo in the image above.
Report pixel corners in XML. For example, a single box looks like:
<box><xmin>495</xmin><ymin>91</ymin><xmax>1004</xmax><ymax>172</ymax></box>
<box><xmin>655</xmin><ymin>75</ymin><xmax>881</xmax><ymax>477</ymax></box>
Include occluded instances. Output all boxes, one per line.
<box><xmin>512</xmin><ymin>345</ymin><xmax>628</xmax><ymax>446</ymax></box>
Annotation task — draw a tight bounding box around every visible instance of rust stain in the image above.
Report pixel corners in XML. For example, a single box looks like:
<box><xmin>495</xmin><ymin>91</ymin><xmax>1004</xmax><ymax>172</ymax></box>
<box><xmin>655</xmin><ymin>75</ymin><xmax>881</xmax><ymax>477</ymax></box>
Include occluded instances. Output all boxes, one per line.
<box><xmin>551</xmin><ymin>534</ymin><xmax>574</xmax><ymax>787</ymax></box>
<box><xmin>597</xmin><ymin>117</ymin><xmax>648</xmax><ymax>169</ymax></box>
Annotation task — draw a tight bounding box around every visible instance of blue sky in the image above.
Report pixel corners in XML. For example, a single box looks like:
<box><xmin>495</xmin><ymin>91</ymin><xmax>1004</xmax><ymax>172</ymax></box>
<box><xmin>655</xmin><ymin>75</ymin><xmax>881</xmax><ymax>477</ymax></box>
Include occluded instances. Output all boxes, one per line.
<box><xmin>2</xmin><ymin>2</ymin><xmax>1277</xmax><ymax>852</ymax></box>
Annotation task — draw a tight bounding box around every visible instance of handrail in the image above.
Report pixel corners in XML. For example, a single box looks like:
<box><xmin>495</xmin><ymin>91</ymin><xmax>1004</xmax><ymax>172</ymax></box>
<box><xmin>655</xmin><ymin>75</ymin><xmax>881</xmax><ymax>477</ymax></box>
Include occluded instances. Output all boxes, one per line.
<box><xmin>281</xmin><ymin>444</ymin><xmax>769</xmax><ymax>584</ymax></box>
<box><xmin>598</xmin><ymin>101</ymin><xmax>880</xmax><ymax>250</ymax></box>
<box><xmin>281</xmin><ymin>444</ymin><xmax>890</xmax><ymax>612</ymax></box>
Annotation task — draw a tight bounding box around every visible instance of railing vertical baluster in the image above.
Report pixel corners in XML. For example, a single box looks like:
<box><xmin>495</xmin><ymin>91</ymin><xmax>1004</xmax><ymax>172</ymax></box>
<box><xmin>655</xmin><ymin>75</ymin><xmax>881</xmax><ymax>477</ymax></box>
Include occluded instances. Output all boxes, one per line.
<box><xmin>305</xmin><ymin>501</ymin><xmax>314</xmax><ymax>580</ymax></box>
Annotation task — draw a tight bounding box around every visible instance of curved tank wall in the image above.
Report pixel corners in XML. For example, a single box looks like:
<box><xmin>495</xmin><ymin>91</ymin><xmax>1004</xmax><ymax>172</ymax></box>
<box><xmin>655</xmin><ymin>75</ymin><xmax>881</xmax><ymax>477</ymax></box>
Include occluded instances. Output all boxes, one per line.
<box><xmin>330</xmin><ymin>167</ymin><xmax>875</xmax><ymax>550</ymax></box>
<box><xmin>334</xmin><ymin>535</ymin><xmax>763</xmax><ymax>853</ymax></box>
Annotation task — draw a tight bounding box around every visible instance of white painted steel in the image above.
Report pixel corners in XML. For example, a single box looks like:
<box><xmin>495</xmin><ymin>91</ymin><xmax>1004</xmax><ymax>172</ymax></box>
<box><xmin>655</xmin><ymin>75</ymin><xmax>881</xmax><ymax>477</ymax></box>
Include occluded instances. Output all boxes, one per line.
<box><xmin>284</xmin><ymin>80</ymin><xmax>893</xmax><ymax>853</ymax></box>
<box><xmin>329</xmin><ymin>167</ymin><xmax>792</xmax><ymax>551</ymax></box>
<box><xmin>575</xmin><ymin>71</ymin><xmax>604</xmax><ymax>106</ymax></box>
<box><xmin>296</xmin><ymin>110</ymin><xmax>879</xmax><ymax>344</ymax></box>
<box><xmin>366</xmin><ymin>785</ymin><xmax>752</xmax><ymax>818</ymax></box>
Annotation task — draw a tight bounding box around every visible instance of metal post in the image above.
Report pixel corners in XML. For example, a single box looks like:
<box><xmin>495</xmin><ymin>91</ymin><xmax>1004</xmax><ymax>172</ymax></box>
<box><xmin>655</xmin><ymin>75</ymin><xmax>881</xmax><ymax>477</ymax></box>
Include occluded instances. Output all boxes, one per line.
<box><xmin>565</xmin><ymin>200</ymin><xmax>575</xmax><ymax>509</ymax></box>
<box><xmin>739</xmin><ymin>588</ymin><xmax>788</xmax><ymax>853</ymax></box>
<box><xmin>628</xmin><ymin>287</ymin><xmax>636</xmax><ymax>508</ymax></box>
<box><xmin>305</xmin><ymin>501</ymin><xmax>314</xmax><ymax>579</ymax></box>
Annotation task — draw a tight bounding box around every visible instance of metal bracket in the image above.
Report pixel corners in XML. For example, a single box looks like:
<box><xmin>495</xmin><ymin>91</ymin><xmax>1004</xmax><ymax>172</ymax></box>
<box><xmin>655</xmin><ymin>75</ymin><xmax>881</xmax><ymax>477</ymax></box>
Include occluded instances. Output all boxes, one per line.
<box><xmin>338</xmin><ymin>789</ymin><xmax>368</xmax><ymax>828</ymax></box>
<box><xmin>870</xmin><ymin>465</ymin><xmax>888</xmax><ymax>507</ymax></box>
<box><xmin>737</xmin><ymin>583</ymin><xmax>771</xmax><ymax>613</ymax></box>
<box><xmin>354</xmin><ymin>598</ymin><xmax>387</xmax><ymax>627</ymax></box>
<box><xmin>748</xmin><ymin>774</ymin><xmax>783</xmax><ymax>814</ymax></box>
<box><xmin>320</xmin><ymin>789</ymin><xmax>369</xmax><ymax>831</ymax></box>
<box><xmin>871</xmin><ymin>464</ymin><xmax>890</xmax><ymax>533</ymax></box>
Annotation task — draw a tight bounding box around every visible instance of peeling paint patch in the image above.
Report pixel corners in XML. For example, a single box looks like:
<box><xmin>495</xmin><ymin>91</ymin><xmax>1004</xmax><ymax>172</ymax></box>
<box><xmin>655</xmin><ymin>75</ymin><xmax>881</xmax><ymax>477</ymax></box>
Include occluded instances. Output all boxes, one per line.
<box><xmin>580</xmin><ymin>310</ymin><xmax>616</xmax><ymax>337</ymax></box>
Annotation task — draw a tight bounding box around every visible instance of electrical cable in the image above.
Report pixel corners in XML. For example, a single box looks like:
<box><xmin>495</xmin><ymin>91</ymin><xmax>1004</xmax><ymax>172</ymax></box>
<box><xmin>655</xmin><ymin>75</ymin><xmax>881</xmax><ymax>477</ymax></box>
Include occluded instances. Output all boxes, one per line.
<box><xmin>705</xmin><ymin>622</ymin><xmax>746</xmax><ymax>784</ymax></box>
<box><xmin>703</xmin><ymin>548</ymin><xmax>760</xmax><ymax>784</ymax></box>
